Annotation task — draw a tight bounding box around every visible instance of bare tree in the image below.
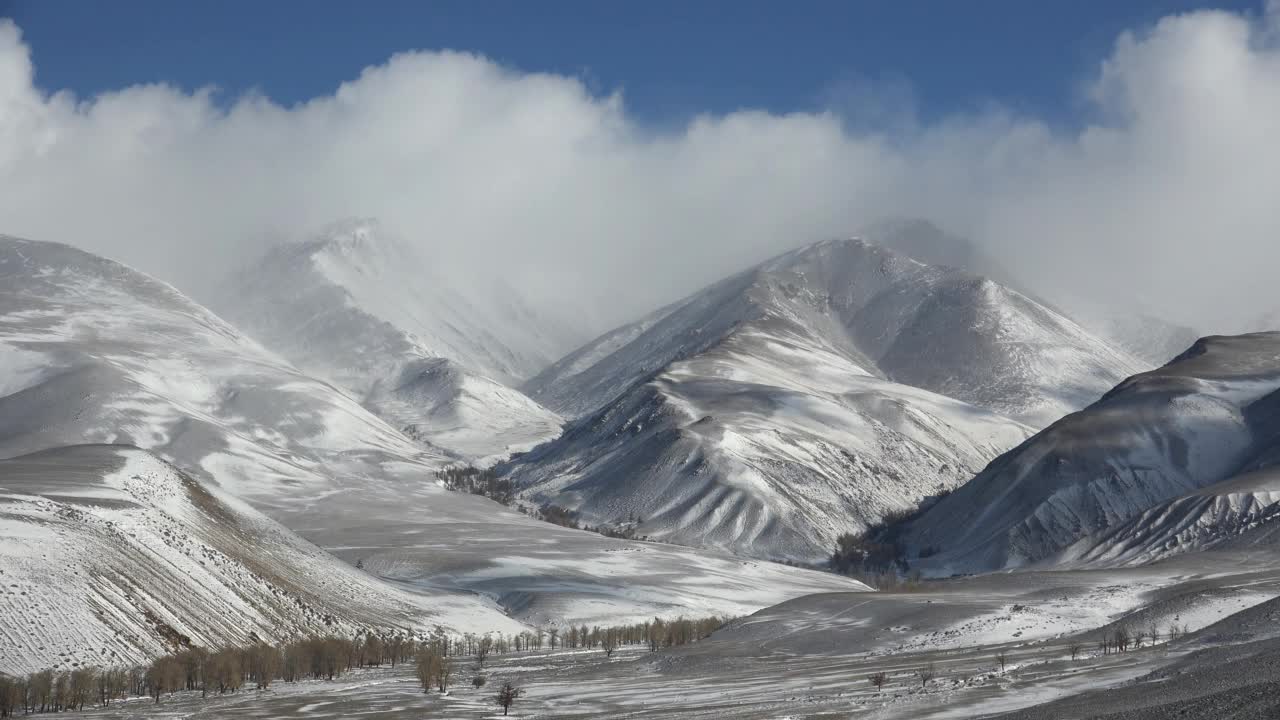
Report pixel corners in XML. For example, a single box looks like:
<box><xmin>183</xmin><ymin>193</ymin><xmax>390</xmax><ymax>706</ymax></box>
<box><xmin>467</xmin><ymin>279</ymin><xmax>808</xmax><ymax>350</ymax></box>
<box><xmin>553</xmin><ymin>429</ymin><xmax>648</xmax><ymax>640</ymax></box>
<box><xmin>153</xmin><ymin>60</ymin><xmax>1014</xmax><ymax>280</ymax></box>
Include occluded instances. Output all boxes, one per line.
<box><xmin>476</xmin><ymin>636</ymin><xmax>493</xmax><ymax>667</ymax></box>
<box><xmin>1114</xmin><ymin>626</ymin><xmax>1131</xmax><ymax>653</ymax></box>
<box><xmin>868</xmin><ymin>671</ymin><xmax>888</xmax><ymax>693</ymax></box>
<box><xmin>495</xmin><ymin>681</ymin><xmax>523</xmax><ymax>716</ymax></box>
<box><xmin>1069</xmin><ymin>641</ymin><xmax>1084</xmax><ymax>660</ymax></box>
<box><xmin>415</xmin><ymin>647</ymin><xmax>438</xmax><ymax>694</ymax></box>
<box><xmin>917</xmin><ymin>663</ymin><xmax>936</xmax><ymax>689</ymax></box>
<box><xmin>435</xmin><ymin>654</ymin><xmax>453</xmax><ymax>693</ymax></box>
<box><xmin>994</xmin><ymin>651</ymin><xmax>1008</xmax><ymax>672</ymax></box>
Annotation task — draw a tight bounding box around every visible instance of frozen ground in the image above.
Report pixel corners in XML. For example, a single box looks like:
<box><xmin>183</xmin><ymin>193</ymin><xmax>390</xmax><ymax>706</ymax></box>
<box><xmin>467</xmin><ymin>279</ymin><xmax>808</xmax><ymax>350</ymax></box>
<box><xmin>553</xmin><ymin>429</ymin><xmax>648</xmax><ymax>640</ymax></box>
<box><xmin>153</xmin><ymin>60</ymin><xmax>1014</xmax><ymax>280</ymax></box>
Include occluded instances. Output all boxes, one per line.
<box><xmin>56</xmin><ymin>547</ymin><xmax>1280</xmax><ymax>719</ymax></box>
<box><xmin>274</xmin><ymin>483</ymin><xmax>867</xmax><ymax>628</ymax></box>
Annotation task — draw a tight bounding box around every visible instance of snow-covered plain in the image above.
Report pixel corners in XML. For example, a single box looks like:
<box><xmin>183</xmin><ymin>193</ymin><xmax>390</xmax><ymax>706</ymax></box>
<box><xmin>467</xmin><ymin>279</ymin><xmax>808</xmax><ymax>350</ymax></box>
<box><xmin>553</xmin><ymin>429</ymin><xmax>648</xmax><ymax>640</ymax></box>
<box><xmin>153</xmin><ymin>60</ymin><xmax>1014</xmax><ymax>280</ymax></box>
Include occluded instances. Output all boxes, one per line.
<box><xmin>54</xmin><ymin>547</ymin><xmax>1280</xmax><ymax>719</ymax></box>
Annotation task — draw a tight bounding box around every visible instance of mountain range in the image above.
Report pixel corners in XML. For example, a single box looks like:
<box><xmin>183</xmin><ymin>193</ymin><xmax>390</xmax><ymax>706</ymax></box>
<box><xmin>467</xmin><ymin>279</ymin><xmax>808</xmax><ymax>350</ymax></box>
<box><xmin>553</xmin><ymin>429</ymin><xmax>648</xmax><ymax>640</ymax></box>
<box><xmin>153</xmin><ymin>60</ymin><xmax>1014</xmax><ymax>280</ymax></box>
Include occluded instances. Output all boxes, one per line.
<box><xmin>507</xmin><ymin>237</ymin><xmax>1143</xmax><ymax>560</ymax></box>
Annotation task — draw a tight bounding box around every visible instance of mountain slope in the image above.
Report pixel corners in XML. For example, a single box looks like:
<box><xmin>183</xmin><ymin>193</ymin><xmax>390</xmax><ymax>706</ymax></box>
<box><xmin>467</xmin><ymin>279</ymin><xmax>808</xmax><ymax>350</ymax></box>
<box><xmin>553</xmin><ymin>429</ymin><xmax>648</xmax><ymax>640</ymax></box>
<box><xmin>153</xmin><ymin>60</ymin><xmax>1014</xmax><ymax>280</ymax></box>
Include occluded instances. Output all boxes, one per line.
<box><xmin>527</xmin><ymin>237</ymin><xmax>1142</xmax><ymax>428</ymax></box>
<box><xmin>507</xmin><ymin>339</ymin><xmax>1030</xmax><ymax>561</ymax></box>
<box><xmin>0</xmin><ymin>234</ymin><xmax>448</xmax><ymax>510</ymax></box>
<box><xmin>860</xmin><ymin>218</ymin><xmax>1198</xmax><ymax>366</ymax></box>
<box><xmin>510</xmin><ymin>237</ymin><xmax>1147</xmax><ymax>560</ymax></box>
<box><xmin>217</xmin><ymin>219</ymin><xmax>569</xmax><ymax>460</ymax></box>
<box><xmin>0</xmin><ymin>445</ymin><xmax>523</xmax><ymax>675</ymax></box>
<box><xmin>902</xmin><ymin>332</ymin><xmax>1280</xmax><ymax>573</ymax></box>
<box><xmin>1059</xmin><ymin>465</ymin><xmax>1280</xmax><ymax>567</ymax></box>
<box><xmin>0</xmin><ymin>234</ymin><xmax>867</xmax><ymax>650</ymax></box>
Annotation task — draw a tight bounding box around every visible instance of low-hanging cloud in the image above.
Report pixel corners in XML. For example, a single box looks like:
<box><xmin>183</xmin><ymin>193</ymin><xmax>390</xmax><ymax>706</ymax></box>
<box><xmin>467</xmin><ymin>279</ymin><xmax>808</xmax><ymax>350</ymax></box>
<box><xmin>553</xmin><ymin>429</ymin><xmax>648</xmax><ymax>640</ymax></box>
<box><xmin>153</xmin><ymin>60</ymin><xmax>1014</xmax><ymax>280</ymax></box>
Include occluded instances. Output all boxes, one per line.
<box><xmin>1</xmin><ymin>4</ymin><xmax>1279</xmax><ymax>334</ymax></box>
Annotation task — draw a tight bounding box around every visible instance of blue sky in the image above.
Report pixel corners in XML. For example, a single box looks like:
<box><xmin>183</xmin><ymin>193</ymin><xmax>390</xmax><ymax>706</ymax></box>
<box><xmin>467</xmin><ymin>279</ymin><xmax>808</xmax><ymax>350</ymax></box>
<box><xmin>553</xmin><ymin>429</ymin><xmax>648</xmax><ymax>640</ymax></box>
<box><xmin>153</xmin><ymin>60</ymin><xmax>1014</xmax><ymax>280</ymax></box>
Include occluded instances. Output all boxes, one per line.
<box><xmin>3</xmin><ymin>0</ymin><xmax>1262</xmax><ymax>126</ymax></box>
<box><xmin>0</xmin><ymin>1</ymin><xmax>1276</xmax><ymax>332</ymax></box>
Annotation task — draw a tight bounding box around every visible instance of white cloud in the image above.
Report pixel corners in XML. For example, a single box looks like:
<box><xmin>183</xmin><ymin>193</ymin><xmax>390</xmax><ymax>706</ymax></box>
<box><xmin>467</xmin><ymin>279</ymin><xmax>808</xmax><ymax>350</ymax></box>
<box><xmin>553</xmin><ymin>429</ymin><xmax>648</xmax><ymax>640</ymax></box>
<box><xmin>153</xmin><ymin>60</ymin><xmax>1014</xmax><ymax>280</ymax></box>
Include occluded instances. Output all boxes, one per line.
<box><xmin>1</xmin><ymin>5</ymin><xmax>1278</xmax><ymax>333</ymax></box>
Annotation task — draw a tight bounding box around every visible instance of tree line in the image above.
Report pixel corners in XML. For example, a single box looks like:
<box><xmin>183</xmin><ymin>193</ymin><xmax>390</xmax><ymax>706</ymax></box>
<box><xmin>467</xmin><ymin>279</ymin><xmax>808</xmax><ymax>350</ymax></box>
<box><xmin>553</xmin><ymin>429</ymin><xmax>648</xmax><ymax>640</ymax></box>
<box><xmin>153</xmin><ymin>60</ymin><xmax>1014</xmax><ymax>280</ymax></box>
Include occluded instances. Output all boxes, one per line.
<box><xmin>436</xmin><ymin>466</ymin><xmax>657</xmax><ymax>541</ymax></box>
<box><xmin>0</xmin><ymin>615</ymin><xmax>730</xmax><ymax>716</ymax></box>
<box><xmin>828</xmin><ymin>485</ymin><xmax>953</xmax><ymax>579</ymax></box>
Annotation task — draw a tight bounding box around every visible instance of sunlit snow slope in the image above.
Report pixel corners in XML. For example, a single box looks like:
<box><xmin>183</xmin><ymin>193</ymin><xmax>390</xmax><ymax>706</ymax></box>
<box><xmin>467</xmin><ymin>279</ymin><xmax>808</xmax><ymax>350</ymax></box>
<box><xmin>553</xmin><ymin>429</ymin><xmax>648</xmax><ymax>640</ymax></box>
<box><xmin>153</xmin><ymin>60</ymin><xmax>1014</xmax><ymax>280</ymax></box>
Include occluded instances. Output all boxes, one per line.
<box><xmin>511</xmin><ymin>238</ymin><xmax>1143</xmax><ymax>560</ymax></box>
<box><xmin>0</xmin><ymin>234</ymin><xmax>445</xmax><ymax>509</ymax></box>
<box><xmin>217</xmin><ymin>219</ymin><xmax>569</xmax><ymax>460</ymax></box>
<box><xmin>527</xmin><ymin>237</ymin><xmax>1141</xmax><ymax>428</ymax></box>
<box><xmin>0</xmin><ymin>234</ymin><xmax>865</xmax><ymax>655</ymax></box>
<box><xmin>0</xmin><ymin>445</ymin><xmax>524</xmax><ymax>676</ymax></box>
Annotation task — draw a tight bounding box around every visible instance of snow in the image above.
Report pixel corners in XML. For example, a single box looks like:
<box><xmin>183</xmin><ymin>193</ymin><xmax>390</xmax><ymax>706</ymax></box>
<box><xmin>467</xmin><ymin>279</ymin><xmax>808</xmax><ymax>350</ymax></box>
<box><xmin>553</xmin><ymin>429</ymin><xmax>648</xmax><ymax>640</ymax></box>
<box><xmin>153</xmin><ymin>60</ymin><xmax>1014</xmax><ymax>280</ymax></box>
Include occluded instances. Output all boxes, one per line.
<box><xmin>0</xmin><ymin>446</ymin><xmax>525</xmax><ymax>675</ymax></box>
<box><xmin>908</xmin><ymin>332</ymin><xmax>1280</xmax><ymax>574</ymax></box>
<box><xmin>507</xmin><ymin>237</ymin><xmax>1147</xmax><ymax>561</ymax></box>
<box><xmin>214</xmin><ymin>219</ymin><xmax>577</xmax><ymax>461</ymax></box>
<box><xmin>0</xmin><ymin>235</ymin><xmax>872</xmax><ymax>675</ymax></box>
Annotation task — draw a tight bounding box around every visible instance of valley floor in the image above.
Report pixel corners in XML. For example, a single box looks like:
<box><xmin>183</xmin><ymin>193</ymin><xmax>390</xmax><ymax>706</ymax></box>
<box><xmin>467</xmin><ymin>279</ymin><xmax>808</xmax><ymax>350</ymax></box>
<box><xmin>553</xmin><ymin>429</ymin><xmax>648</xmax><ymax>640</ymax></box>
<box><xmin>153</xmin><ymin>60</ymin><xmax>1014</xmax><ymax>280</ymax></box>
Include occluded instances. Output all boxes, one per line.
<box><xmin>64</xmin><ymin>548</ymin><xmax>1280</xmax><ymax>719</ymax></box>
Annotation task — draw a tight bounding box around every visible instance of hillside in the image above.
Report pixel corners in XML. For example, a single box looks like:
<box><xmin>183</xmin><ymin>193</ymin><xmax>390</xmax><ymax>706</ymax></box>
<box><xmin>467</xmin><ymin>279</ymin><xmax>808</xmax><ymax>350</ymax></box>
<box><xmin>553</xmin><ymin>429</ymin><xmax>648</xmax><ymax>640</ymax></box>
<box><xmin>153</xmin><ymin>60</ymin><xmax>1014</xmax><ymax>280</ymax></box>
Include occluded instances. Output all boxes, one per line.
<box><xmin>902</xmin><ymin>332</ymin><xmax>1280</xmax><ymax>573</ymax></box>
<box><xmin>526</xmin><ymin>237</ymin><xmax>1142</xmax><ymax>428</ymax></box>
<box><xmin>216</xmin><ymin>219</ymin><xmax>569</xmax><ymax>460</ymax></box>
<box><xmin>0</xmin><ymin>445</ymin><xmax>524</xmax><ymax>675</ymax></box>
<box><xmin>0</xmin><ymin>234</ymin><xmax>866</xmax><ymax>657</ymax></box>
<box><xmin>510</xmin><ymin>237</ymin><xmax>1143</xmax><ymax>560</ymax></box>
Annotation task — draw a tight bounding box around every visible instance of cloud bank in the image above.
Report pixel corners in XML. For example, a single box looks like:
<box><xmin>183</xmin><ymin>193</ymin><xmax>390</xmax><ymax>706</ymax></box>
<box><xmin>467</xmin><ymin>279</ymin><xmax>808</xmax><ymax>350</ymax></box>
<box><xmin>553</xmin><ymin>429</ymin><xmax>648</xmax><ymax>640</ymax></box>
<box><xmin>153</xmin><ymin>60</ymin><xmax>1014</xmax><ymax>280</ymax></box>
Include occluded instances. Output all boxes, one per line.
<box><xmin>1</xmin><ymin>4</ymin><xmax>1279</xmax><ymax>333</ymax></box>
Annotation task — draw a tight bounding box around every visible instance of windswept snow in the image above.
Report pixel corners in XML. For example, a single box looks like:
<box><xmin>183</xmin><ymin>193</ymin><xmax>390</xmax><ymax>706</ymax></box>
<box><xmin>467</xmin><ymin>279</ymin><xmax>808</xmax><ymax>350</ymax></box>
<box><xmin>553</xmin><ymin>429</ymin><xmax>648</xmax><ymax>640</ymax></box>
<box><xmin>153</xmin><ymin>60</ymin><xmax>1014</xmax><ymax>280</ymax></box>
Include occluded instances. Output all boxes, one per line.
<box><xmin>0</xmin><ymin>234</ymin><xmax>865</xmax><ymax>674</ymax></box>
<box><xmin>509</xmin><ymin>237</ymin><xmax>1141</xmax><ymax>561</ymax></box>
<box><xmin>215</xmin><ymin>219</ymin><xmax>571</xmax><ymax>461</ymax></box>
<box><xmin>0</xmin><ymin>445</ymin><xmax>525</xmax><ymax>676</ymax></box>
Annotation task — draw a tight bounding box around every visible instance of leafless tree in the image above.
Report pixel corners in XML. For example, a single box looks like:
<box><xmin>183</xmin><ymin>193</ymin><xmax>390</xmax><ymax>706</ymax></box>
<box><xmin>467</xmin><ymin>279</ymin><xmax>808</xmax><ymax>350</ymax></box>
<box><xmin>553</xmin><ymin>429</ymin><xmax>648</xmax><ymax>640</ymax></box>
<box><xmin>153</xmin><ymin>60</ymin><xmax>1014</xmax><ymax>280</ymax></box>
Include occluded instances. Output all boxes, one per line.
<box><xmin>435</xmin><ymin>654</ymin><xmax>453</xmax><ymax>693</ymax></box>
<box><xmin>1069</xmin><ymin>641</ymin><xmax>1083</xmax><ymax>660</ymax></box>
<box><xmin>476</xmin><ymin>636</ymin><xmax>493</xmax><ymax>667</ymax></box>
<box><xmin>1113</xmin><ymin>626</ymin><xmax>1131</xmax><ymax>653</ymax></box>
<box><xmin>918</xmin><ymin>663</ymin><xmax>936</xmax><ymax>689</ymax></box>
<box><xmin>994</xmin><ymin>651</ymin><xmax>1008</xmax><ymax>672</ymax></box>
<box><xmin>415</xmin><ymin>647</ymin><xmax>439</xmax><ymax>694</ymax></box>
<box><xmin>868</xmin><ymin>671</ymin><xmax>888</xmax><ymax>692</ymax></box>
<box><xmin>495</xmin><ymin>681</ymin><xmax>523</xmax><ymax>715</ymax></box>
<box><xmin>601</xmin><ymin>630</ymin><xmax>619</xmax><ymax>658</ymax></box>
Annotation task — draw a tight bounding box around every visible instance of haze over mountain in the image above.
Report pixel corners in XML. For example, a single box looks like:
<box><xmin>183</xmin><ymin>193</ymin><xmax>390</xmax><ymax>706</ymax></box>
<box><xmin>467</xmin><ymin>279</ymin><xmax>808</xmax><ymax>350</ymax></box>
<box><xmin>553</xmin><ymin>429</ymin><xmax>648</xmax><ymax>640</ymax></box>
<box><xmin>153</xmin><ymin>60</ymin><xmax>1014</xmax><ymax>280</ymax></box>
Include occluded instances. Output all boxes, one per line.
<box><xmin>509</xmin><ymin>237</ymin><xmax>1141</xmax><ymax>560</ymax></box>
<box><xmin>861</xmin><ymin>218</ymin><xmax>1202</xmax><ymax>366</ymax></box>
<box><xmin>903</xmin><ymin>332</ymin><xmax>1280</xmax><ymax>573</ymax></box>
<box><xmin>0</xmin><ymin>233</ymin><xmax>864</xmax><ymax>662</ymax></box>
<box><xmin>7</xmin><ymin>3</ymin><xmax>1280</xmax><ymax>716</ymax></box>
<box><xmin>217</xmin><ymin>219</ymin><xmax>574</xmax><ymax>460</ymax></box>
<box><xmin>7</xmin><ymin>5</ymin><xmax>1280</xmax><ymax>341</ymax></box>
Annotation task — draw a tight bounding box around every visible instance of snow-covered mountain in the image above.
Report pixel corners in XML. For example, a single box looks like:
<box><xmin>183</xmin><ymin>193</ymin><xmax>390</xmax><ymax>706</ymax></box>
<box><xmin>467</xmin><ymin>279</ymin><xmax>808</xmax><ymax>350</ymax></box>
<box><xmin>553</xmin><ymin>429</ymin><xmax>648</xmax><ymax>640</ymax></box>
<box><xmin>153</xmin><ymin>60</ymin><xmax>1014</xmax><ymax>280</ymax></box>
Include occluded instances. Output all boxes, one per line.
<box><xmin>0</xmin><ymin>234</ymin><xmax>866</xmax><ymax>669</ymax></box>
<box><xmin>216</xmin><ymin>220</ymin><xmax>570</xmax><ymax>460</ymax></box>
<box><xmin>526</xmin><ymin>237</ymin><xmax>1141</xmax><ymax>427</ymax></box>
<box><xmin>509</xmin><ymin>238</ymin><xmax>1141</xmax><ymax>560</ymax></box>
<box><xmin>861</xmin><ymin>218</ymin><xmax>1197</xmax><ymax>366</ymax></box>
<box><xmin>0</xmin><ymin>234</ymin><xmax>445</xmax><ymax>508</ymax></box>
<box><xmin>902</xmin><ymin>332</ymin><xmax>1280</xmax><ymax>573</ymax></box>
<box><xmin>0</xmin><ymin>445</ymin><xmax>523</xmax><ymax>675</ymax></box>
<box><xmin>1059</xmin><ymin>462</ymin><xmax>1280</xmax><ymax>567</ymax></box>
